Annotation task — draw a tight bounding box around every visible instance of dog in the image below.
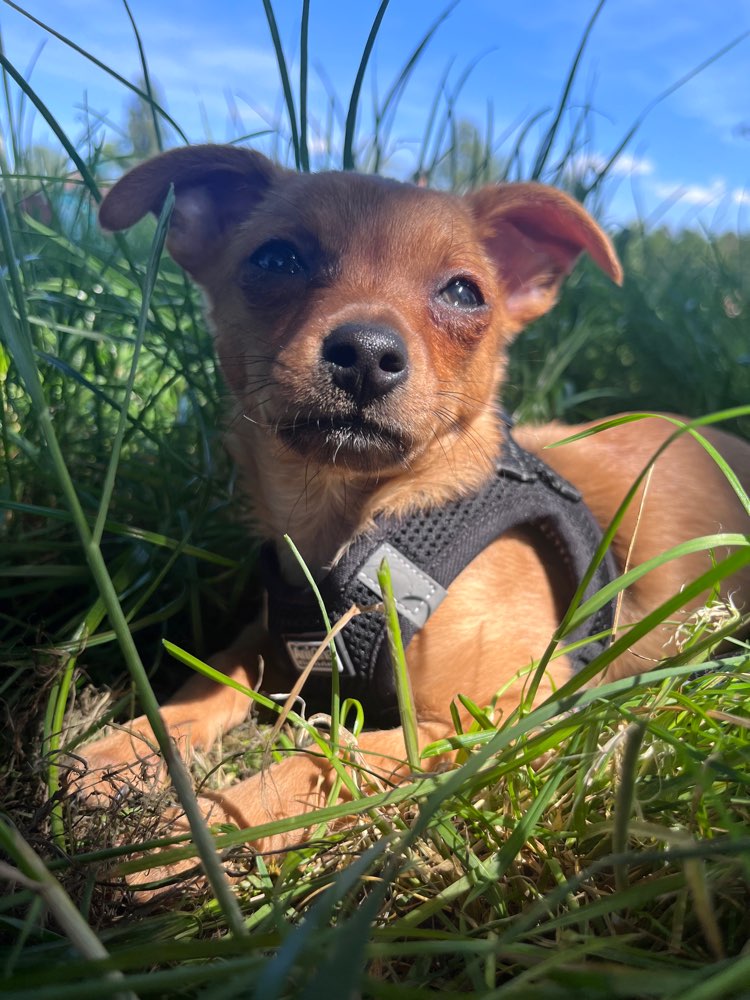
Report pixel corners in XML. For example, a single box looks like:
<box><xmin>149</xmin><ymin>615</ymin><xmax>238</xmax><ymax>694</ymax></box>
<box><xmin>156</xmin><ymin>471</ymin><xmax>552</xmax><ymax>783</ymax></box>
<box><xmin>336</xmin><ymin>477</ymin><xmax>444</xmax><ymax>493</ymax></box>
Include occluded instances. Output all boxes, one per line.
<box><xmin>73</xmin><ymin>144</ymin><xmax>750</xmax><ymax>873</ymax></box>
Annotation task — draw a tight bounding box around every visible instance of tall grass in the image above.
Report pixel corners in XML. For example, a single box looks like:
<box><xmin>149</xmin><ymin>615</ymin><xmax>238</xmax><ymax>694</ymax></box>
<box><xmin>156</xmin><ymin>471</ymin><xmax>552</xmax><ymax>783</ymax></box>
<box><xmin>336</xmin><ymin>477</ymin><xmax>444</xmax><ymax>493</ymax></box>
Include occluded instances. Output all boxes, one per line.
<box><xmin>1</xmin><ymin>2</ymin><xmax>749</xmax><ymax>997</ymax></box>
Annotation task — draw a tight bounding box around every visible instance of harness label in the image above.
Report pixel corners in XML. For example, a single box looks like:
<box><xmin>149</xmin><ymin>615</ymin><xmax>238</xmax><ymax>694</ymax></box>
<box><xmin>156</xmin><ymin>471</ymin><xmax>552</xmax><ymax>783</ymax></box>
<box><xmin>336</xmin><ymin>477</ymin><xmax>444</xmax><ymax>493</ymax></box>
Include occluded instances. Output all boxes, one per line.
<box><xmin>283</xmin><ymin>632</ymin><xmax>356</xmax><ymax>676</ymax></box>
<box><xmin>284</xmin><ymin>635</ymin><xmax>341</xmax><ymax>674</ymax></box>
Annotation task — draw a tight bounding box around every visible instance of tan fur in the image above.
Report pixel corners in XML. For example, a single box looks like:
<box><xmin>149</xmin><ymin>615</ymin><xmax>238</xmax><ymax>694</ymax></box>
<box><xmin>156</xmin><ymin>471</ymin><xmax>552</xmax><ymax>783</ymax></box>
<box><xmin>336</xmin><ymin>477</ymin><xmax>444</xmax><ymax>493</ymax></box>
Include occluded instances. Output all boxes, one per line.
<box><xmin>74</xmin><ymin>146</ymin><xmax>749</xmax><ymax>881</ymax></box>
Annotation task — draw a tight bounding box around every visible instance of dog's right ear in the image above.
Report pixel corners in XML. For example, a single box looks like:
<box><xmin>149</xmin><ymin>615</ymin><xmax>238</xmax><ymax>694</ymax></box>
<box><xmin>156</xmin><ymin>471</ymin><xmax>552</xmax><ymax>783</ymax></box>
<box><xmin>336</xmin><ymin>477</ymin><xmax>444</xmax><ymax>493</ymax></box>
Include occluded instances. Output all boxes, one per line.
<box><xmin>466</xmin><ymin>183</ymin><xmax>622</xmax><ymax>329</ymax></box>
<box><xmin>99</xmin><ymin>145</ymin><xmax>283</xmax><ymax>277</ymax></box>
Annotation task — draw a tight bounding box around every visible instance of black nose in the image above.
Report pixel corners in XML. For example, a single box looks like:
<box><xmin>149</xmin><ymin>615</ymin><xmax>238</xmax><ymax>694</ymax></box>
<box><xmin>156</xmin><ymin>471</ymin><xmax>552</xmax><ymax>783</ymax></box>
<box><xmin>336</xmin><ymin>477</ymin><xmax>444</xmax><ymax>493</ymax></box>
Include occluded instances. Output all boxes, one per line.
<box><xmin>321</xmin><ymin>324</ymin><xmax>409</xmax><ymax>406</ymax></box>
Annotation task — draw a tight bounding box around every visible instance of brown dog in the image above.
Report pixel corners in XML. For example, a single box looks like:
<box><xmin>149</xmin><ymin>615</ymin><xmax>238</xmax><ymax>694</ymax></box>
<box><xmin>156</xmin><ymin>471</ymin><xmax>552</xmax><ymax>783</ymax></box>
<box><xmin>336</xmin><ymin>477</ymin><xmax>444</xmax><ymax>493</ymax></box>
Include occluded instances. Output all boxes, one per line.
<box><xmin>75</xmin><ymin>145</ymin><xmax>750</xmax><ymax>866</ymax></box>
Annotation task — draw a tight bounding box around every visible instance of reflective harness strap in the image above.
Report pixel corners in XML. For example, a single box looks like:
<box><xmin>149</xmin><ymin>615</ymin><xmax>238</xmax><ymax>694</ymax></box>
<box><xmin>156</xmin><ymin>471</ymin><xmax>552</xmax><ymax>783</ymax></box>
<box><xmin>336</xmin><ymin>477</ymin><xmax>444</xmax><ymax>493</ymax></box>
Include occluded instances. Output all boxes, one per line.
<box><xmin>261</xmin><ymin>419</ymin><xmax>618</xmax><ymax>725</ymax></box>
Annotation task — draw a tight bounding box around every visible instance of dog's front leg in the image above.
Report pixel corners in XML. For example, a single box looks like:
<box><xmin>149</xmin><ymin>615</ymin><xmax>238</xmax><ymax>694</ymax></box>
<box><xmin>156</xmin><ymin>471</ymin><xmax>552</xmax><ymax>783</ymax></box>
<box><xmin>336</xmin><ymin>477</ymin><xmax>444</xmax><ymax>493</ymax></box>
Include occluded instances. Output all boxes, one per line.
<box><xmin>125</xmin><ymin>722</ymin><xmax>454</xmax><ymax>896</ymax></box>
<box><xmin>69</xmin><ymin>623</ymin><xmax>265</xmax><ymax>803</ymax></box>
<box><xmin>155</xmin><ymin>719</ymin><xmax>454</xmax><ymax>858</ymax></box>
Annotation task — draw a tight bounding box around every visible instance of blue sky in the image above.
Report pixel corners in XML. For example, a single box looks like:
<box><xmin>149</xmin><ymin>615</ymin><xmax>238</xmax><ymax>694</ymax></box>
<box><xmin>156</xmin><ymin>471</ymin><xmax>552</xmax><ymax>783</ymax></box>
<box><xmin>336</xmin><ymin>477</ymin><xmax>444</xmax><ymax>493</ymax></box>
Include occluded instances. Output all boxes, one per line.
<box><xmin>2</xmin><ymin>0</ymin><xmax>749</xmax><ymax>230</ymax></box>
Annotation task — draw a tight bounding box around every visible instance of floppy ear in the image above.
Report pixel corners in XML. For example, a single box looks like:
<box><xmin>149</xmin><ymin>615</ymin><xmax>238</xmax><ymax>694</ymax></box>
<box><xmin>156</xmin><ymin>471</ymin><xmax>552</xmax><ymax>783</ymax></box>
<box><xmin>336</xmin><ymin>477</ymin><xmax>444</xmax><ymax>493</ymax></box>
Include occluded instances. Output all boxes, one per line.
<box><xmin>99</xmin><ymin>144</ymin><xmax>284</xmax><ymax>277</ymax></box>
<box><xmin>465</xmin><ymin>183</ymin><xmax>622</xmax><ymax>328</ymax></box>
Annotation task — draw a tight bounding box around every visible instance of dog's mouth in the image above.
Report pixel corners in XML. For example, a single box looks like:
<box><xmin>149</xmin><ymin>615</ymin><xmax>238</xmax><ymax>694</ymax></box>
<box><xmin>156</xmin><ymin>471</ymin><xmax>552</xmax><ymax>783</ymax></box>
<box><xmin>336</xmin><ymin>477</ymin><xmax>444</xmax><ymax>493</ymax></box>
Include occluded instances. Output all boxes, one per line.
<box><xmin>277</xmin><ymin>413</ymin><xmax>412</xmax><ymax>471</ymax></box>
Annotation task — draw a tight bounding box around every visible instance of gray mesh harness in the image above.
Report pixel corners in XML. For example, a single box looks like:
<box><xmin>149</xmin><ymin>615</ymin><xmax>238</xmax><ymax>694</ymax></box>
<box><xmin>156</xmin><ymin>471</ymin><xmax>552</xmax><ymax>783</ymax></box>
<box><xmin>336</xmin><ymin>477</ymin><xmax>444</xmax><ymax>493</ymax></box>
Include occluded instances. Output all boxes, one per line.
<box><xmin>261</xmin><ymin>417</ymin><xmax>618</xmax><ymax>726</ymax></box>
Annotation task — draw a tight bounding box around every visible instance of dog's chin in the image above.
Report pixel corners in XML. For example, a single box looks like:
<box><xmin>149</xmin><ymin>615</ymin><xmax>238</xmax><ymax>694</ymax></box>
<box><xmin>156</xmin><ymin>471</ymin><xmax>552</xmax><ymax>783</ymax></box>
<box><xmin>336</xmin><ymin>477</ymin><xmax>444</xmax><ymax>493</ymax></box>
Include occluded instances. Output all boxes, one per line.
<box><xmin>278</xmin><ymin>416</ymin><xmax>413</xmax><ymax>474</ymax></box>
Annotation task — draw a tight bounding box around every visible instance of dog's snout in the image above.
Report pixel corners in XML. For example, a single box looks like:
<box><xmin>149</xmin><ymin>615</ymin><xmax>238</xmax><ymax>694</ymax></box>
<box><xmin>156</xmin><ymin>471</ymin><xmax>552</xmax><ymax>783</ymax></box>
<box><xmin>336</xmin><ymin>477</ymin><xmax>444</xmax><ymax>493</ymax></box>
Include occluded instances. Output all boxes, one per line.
<box><xmin>322</xmin><ymin>324</ymin><xmax>409</xmax><ymax>405</ymax></box>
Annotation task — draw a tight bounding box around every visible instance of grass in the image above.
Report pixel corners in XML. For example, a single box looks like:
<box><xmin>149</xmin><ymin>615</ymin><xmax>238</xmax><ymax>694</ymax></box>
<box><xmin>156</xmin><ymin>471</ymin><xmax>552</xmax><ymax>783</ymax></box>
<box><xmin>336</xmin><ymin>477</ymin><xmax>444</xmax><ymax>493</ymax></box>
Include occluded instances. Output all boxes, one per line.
<box><xmin>1</xmin><ymin>1</ymin><xmax>750</xmax><ymax>997</ymax></box>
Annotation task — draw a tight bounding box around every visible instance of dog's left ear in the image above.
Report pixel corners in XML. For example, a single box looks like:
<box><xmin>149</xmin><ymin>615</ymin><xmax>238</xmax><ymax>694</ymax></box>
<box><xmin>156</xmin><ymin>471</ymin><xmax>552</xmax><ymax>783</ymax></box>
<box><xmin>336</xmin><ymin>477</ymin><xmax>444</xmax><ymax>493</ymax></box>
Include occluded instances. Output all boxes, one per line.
<box><xmin>466</xmin><ymin>183</ymin><xmax>623</xmax><ymax>328</ymax></box>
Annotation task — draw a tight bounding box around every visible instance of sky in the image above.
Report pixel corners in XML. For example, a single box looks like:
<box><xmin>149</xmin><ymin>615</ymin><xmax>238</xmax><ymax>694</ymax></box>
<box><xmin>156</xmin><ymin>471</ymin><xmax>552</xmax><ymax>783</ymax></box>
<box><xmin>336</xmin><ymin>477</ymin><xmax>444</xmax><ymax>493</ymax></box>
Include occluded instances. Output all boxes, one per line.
<box><xmin>2</xmin><ymin>0</ymin><xmax>749</xmax><ymax>231</ymax></box>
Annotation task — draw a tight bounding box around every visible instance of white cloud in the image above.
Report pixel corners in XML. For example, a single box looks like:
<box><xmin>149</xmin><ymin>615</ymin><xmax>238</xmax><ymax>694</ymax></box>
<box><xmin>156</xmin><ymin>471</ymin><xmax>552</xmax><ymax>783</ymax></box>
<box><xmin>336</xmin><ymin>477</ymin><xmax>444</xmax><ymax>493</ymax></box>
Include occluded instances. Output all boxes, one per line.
<box><xmin>566</xmin><ymin>150</ymin><xmax>654</xmax><ymax>178</ymax></box>
<box><xmin>611</xmin><ymin>152</ymin><xmax>655</xmax><ymax>177</ymax></box>
<box><xmin>653</xmin><ymin>178</ymin><xmax>728</xmax><ymax>206</ymax></box>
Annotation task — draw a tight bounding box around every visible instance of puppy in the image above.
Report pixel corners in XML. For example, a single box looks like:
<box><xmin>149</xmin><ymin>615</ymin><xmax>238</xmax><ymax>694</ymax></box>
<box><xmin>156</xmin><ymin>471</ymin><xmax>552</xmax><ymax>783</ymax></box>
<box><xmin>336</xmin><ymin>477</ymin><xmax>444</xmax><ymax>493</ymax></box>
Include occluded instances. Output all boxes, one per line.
<box><xmin>75</xmin><ymin>145</ymin><xmax>750</xmax><ymax>866</ymax></box>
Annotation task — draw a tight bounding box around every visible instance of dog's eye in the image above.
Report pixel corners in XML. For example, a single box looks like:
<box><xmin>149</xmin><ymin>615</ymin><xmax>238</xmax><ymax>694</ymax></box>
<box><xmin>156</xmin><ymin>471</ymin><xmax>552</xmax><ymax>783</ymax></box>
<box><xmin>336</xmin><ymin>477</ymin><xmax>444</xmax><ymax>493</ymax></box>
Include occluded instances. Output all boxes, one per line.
<box><xmin>248</xmin><ymin>240</ymin><xmax>306</xmax><ymax>276</ymax></box>
<box><xmin>438</xmin><ymin>277</ymin><xmax>484</xmax><ymax>309</ymax></box>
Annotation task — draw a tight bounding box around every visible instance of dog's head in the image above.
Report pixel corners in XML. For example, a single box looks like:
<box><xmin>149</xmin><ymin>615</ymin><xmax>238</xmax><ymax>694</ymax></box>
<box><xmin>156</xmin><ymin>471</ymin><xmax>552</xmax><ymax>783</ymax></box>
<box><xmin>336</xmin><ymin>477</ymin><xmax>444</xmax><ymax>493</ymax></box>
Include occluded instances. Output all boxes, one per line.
<box><xmin>100</xmin><ymin>145</ymin><xmax>621</xmax><ymax>479</ymax></box>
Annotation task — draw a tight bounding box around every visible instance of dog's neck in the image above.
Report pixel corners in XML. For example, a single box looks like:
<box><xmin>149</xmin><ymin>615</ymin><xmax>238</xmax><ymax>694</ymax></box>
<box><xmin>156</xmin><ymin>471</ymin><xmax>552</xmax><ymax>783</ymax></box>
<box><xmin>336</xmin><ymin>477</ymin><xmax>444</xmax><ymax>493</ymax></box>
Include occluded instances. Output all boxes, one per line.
<box><xmin>226</xmin><ymin>405</ymin><xmax>502</xmax><ymax>584</ymax></box>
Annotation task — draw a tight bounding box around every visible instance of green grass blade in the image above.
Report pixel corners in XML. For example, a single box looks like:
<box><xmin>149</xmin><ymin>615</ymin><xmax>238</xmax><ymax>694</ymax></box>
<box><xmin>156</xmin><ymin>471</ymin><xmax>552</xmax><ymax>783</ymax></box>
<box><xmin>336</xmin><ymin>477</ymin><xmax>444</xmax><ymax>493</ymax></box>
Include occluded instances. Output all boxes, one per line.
<box><xmin>163</xmin><ymin>639</ymin><xmax>302</xmax><ymax>722</ymax></box>
<box><xmin>122</xmin><ymin>0</ymin><xmax>164</xmax><ymax>153</ymax></box>
<box><xmin>371</xmin><ymin>1</ymin><xmax>457</xmax><ymax>173</ymax></box>
<box><xmin>0</xmin><ymin>820</ymin><xmax>135</xmax><ymax>999</ymax></box>
<box><xmin>584</xmin><ymin>27</ymin><xmax>750</xmax><ymax>200</ymax></box>
<box><xmin>283</xmin><ymin>533</ymin><xmax>341</xmax><ymax>753</ymax></box>
<box><xmin>0</xmin><ymin>500</ymin><xmax>239</xmax><ymax>567</ymax></box>
<box><xmin>612</xmin><ymin>722</ymin><xmax>646</xmax><ymax>891</ymax></box>
<box><xmin>2</xmin><ymin>220</ymin><xmax>247</xmax><ymax>941</ymax></box>
<box><xmin>562</xmin><ymin>531</ymin><xmax>749</xmax><ymax>634</ymax></box>
<box><xmin>414</xmin><ymin>56</ymin><xmax>454</xmax><ymax>179</ymax></box>
<box><xmin>530</xmin><ymin>0</ymin><xmax>607</xmax><ymax>180</ymax></box>
<box><xmin>2</xmin><ymin>0</ymin><xmax>188</xmax><ymax>142</ymax></box>
<box><xmin>377</xmin><ymin>557</ymin><xmax>419</xmax><ymax>770</ymax></box>
<box><xmin>0</xmin><ymin>50</ymin><xmax>101</xmax><ymax>202</ymax></box>
<box><xmin>92</xmin><ymin>187</ymin><xmax>173</xmax><ymax>544</ymax></box>
<box><xmin>525</xmin><ymin>410</ymin><xmax>750</xmax><ymax>698</ymax></box>
<box><xmin>548</xmin><ymin>409</ymin><xmax>750</xmax><ymax>516</ymax></box>
<box><xmin>422</xmin><ymin>653</ymin><xmax>749</xmax><ymax>756</ymax></box>
<box><xmin>0</xmin><ymin>204</ymin><xmax>35</xmax><ymax>404</ymax></box>
<box><xmin>675</xmin><ymin>953</ymin><xmax>750</xmax><ymax>1000</ymax></box>
<box><xmin>546</xmin><ymin>547</ymin><xmax>750</xmax><ymax>702</ymax></box>
<box><xmin>297</xmin><ymin>852</ymin><xmax>394</xmax><ymax>1000</ymax></box>
<box><xmin>253</xmin><ymin>839</ymin><xmax>391</xmax><ymax>1000</ymax></box>
<box><xmin>262</xmin><ymin>0</ymin><xmax>300</xmax><ymax>169</ymax></box>
<box><xmin>298</xmin><ymin>0</ymin><xmax>310</xmax><ymax>171</ymax></box>
<box><xmin>342</xmin><ymin>0</ymin><xmax>390</xmax><ymax>170</ymax></box>
<box><xmin>45</xmin><ymin>552</ymin><xmax>145</xmax><ymax>847</ymax></box>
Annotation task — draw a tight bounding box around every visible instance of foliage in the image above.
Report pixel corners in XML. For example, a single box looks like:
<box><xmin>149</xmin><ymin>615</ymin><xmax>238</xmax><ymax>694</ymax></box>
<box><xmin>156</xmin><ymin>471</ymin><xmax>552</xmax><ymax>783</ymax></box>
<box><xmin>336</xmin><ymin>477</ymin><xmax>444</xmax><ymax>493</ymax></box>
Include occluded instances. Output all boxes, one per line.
<box><xmin>507</xmin><ymin>229</ymin><xmax>750</xmax><ymax>435</ymax></box>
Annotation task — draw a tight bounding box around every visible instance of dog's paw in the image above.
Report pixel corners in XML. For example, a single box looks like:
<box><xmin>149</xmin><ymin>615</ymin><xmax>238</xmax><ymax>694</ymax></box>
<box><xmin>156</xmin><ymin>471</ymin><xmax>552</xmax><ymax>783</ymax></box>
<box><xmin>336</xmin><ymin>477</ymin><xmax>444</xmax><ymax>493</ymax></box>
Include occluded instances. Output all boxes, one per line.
<box><xmin>120</xmin><ymin>784</ymin><xmax>312</xmax><ymax>902</ymax></box>
<box><xmin>64</xmin><ymin>722</ymin><xmax>169</xmax><ymax>806</ymax></box>
<box><xmin>119</xmin><ymin>795</ymin><xmax>259</xmax><ymax>902</ymax></box>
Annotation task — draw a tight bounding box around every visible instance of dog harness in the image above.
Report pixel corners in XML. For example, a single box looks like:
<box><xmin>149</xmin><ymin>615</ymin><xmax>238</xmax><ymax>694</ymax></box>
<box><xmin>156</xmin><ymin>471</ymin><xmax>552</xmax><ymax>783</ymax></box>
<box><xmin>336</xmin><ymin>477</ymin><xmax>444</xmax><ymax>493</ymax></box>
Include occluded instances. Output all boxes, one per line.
<box><xmin>261</xmin><ymin>416</ymin><xmax>618</xmax><ymax>726</ymax></box>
